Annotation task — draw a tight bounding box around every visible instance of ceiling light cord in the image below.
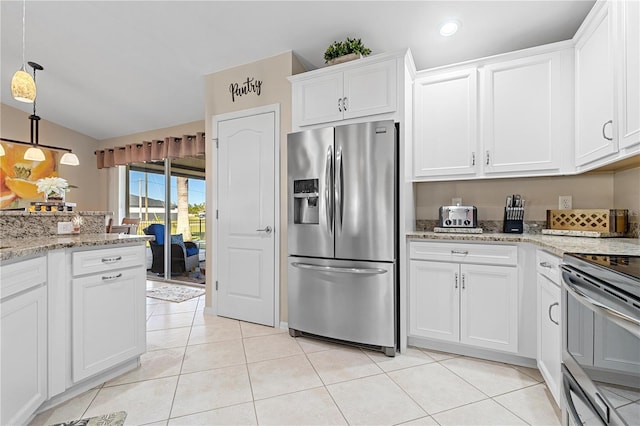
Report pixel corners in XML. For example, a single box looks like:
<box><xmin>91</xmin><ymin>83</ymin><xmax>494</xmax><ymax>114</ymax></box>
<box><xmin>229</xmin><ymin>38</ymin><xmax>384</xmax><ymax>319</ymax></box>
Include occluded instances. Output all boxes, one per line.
<box><xmin>21</xmin><ymin>0</ymin><xmax>26</xmax><ymax>69</ymax></box>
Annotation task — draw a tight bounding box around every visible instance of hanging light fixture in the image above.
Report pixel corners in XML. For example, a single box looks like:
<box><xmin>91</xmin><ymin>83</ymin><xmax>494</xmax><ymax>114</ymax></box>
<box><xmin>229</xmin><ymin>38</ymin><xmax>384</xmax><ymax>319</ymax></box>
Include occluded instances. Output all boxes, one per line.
<box><xmin>11</xmin><ymin>0</ymin><xmax>36</xmax><ymax>103</ymax></box>
<box><xmin>1</xmin><ymin>61</ymin><xmax>80</xmax><ymax>166</ymax></box>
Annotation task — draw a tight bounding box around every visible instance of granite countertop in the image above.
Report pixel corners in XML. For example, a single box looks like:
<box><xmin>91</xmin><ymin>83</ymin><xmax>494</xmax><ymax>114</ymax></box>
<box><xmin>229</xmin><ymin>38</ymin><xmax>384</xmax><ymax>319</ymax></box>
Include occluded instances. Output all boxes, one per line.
<box><xmin>407</xmin><ymin>231</ymin><xmax>640</xmax><ymax>257</ymax></box>
<box><xmin>0</xmin><ymin>234</ymin><xmax>154</xmax><ymax>262</ymax></box>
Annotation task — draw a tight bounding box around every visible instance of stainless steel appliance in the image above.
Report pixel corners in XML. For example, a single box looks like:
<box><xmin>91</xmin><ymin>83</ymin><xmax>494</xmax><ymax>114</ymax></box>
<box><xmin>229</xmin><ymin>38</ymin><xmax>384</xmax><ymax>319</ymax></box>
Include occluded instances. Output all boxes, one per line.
<box><xmin>287</xmin><ymin>120</ymin><xmax>397</xmax><ymax>356</ymax></box>
<box><xmin>438</xmin><ymin>205</ymin><xmax>477</xmax><ymax>228</ymax></box>
<box><xmin>561</xmin><ymin>253</ymin><xmax>640</xmax><ymax>426</ymax></box>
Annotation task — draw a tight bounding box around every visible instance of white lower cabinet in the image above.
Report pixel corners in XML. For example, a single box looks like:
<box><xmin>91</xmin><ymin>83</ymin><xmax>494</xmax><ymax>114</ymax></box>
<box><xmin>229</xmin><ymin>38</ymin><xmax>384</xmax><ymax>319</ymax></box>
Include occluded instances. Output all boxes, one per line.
<box><xmin>0</xmin><ymin>256</ymin><xmax>48</xmax><ymax>426</ymax></box>
<box><xmin>409</xmin><ymin>242</ymin><xmax>519</xmax><ymax>353</ymax></box>
<box><xmin>536</xmin><ymin>250</ymin><xmax>562</xmax><ymax>405</ymax></box>
<box><xmin>71</xmin><ymin>245</ymin><xmax>146</xmax><ymax>382</ymax></box>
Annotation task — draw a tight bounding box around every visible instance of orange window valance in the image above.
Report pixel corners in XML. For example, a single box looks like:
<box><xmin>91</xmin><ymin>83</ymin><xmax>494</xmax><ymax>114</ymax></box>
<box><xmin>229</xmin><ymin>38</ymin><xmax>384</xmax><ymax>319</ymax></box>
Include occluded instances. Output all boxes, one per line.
<box><xmin>95</xmin><ymin>132</ymin><xmax>205</xmax><ymax>169</ymax></box>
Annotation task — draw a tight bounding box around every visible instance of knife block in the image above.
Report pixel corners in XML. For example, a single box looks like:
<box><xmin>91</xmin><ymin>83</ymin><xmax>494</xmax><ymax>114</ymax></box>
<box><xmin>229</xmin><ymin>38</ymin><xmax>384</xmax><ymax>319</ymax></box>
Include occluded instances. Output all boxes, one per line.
<box><xmin>503</xmin><ymin>207</ymin><xmax>524</xmax><ymax>234</ymax></box>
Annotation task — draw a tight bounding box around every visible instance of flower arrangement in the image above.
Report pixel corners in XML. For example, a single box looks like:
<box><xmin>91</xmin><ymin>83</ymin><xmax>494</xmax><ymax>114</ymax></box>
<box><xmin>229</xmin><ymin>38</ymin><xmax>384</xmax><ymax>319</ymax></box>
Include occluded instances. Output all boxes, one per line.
<box><xmin>36</xmin><ymin>177</ymin><xmax>70</xmax><ymax>200</ymax></box>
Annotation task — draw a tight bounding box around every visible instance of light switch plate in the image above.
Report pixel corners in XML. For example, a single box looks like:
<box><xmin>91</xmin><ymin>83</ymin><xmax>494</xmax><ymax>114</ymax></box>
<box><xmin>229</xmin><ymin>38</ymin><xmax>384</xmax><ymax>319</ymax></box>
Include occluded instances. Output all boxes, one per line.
<box><xmin>559</xmin><ymin>195</ymin><xmax>572</xmax><ymax>210</ymax></box>
<box><xmin>57</xmin><ymin>222</ymin><xmax>74</xmax><ymax>234</ymax></box>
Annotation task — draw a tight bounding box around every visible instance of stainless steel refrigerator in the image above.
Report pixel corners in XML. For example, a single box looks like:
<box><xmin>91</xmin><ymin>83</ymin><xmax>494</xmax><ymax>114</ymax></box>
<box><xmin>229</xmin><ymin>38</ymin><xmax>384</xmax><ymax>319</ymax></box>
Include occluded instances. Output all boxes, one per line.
<box><xmin>287</xmin><ymin>120</ymin><xmax>397</xmax><ymax>356</ymax></box>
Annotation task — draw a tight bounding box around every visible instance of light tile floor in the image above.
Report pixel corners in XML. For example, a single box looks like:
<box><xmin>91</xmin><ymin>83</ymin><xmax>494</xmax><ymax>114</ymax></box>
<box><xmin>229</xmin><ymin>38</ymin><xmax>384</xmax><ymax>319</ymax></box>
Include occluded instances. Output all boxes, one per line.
<box><xmin>31</xmin><ymin>282</ymin><xmax>561</xmax><ymax>426</ymax></box>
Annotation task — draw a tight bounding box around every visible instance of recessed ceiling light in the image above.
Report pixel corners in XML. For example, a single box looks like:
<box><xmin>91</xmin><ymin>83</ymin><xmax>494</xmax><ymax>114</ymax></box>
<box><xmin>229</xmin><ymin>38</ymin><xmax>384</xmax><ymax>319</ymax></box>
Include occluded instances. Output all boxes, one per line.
<box><xmin>439</xmin><ymin>20</ymin><xmax>461</xmax><ymax>37</ymax></box>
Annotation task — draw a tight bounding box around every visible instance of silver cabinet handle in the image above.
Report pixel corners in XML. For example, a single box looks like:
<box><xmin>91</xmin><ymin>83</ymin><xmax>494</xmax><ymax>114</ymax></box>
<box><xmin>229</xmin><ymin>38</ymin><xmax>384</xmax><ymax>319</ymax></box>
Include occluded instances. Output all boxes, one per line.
<box><xmin>338</xmin><ymin>97</ymin><xmax>343</xmax><ymax>112</ymax></box>
<box><xmin>101</xmin><ymin>256</ymin><xmax>122</xmax><ymax>263</ymax></box>
<box><xmin>461</xmin><ymin>273</ymin><xmax>466</xmax><ymax>289</ymax></box>
<box><xmin>548</xmin><ymin>302</ymin><xmax>559</xmax><ymax>325</ymax></box>
<box><xmin>256</xmin><ymin>226</ymin><xmax>272</xmax><ymax>234</ymax></box>
<box><xmin>602</xmin><ymin>120</ymin><xmax>613</xmax><ymax>141</ymax></box>
<box><xmin>292</xmin><ymin>262</ymin><xmax>387</xmax><ymax>275</ymax></box>
<box><xmin>455</xmin><ymin>272</ymin><xmax>459</xmax><ymax>289</ymax></box>
<box><xmin>102</xmin><ymin>273</ymin><xmax>123</xmax><ymax>281</ymax></box>
<box><xmin>471</xmin><ymin>152</ymin><xmax>475</xmax><ymax>166</ymax></box>
<box><xmin>486</xmin><ymin>150</ymin><xmax>490</xmax><ymax>165</ymax></box>
<box><xmin>343</xmin><ymin>97</ymin><xmax>348</xmax><ymax>111</ymax></box>
<box><xmin>539</xmin><ymin>261</ymin><xmax>553</xmax><ymax>269</ymax></box>
<box><xmin>451</xmin><ymin>250</ymin><xmax>469</xmax><ymax>255</ymax></box>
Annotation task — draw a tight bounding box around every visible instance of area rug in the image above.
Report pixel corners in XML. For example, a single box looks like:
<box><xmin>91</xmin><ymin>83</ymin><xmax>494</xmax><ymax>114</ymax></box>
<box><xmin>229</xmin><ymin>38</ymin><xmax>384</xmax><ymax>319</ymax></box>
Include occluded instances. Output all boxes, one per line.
<box><xmin>146</xmin><ymin>285</ymin><xmax>205</xmax><ymax>303</ymax></box>
<box><xmin>51</xmin><ymin>411</ymin><xmax>127</xmax><ymax>426</ymax></box>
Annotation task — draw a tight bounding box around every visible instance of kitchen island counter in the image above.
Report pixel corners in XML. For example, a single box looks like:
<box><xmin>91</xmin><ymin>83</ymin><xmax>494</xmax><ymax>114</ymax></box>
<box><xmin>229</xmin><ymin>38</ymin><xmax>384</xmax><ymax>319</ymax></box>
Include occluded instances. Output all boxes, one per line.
<box><xmin>407</xmin><ymin>231</ymin><xmax>640</xmax><ymax>257</ymax></box>
<box><xmin>0</xmin><ymin>234</ymin><xmax>153</xmax><ymax>262</ymax></box>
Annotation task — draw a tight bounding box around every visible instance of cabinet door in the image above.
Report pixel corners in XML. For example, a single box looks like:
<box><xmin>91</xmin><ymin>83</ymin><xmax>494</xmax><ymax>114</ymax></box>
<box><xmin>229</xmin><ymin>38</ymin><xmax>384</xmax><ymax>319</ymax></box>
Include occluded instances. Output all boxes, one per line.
<box><xmin>72</xmin><ymin>267</ymin><xmax>146</xmax><ymax>382</ymax></box>
<box><xmin>343</xmin><ymin>58</ymin><xmax>397</xmax><ymax>120</ymax></box>
<box><xmin>1</xmin><ymin>286</ymin><xmax>47</xmax><ymax>426</ymax></box>
<box><xmin>293</xmin><ymin>72</ymin><xmax>344</xmax><ymax>126</ymax></box>
<box><xmin>413</xmin><ymin>68</ymin><xmax>478</xmax><ymax>178</ymax></box>
<box><xmin>575</xmin><ymin>3</ymin><xmax>616</xmax><ymax>166</ymax></box>
<box><xmin>482</xmin><ymin>51</ymin><xmax>569</xmax><ymax>174</ymax></box>
<box><xmin>460</xmin><ymin>264</ymin><xmax>518</xmax><ymax>352</ymax></box>
<box><xmin>616</xmin><ymin>0</ymin><xmax>640</xmax><ymax>149</ymax></box>
<box><xmin>537</xmin><ymin>274</ymin><xmax>561</xmax><ymax>405</ymax></box>
<box><xmin>409</xmin><ymin>260</ymin><xmax>459</xmax><ymax>342</ymax></box>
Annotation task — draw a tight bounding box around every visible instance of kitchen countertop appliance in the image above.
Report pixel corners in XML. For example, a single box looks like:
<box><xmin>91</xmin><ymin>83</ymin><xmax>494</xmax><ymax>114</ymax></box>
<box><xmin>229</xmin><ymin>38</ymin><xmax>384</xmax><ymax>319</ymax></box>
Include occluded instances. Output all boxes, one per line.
<box><xmin>287</xmin><ymin>120</ymin><xmax>397</xmax><ymax>356</ymax></box>
<box><xmin>561</xmin><ymin>253</ymin><xmax>640</xmax><ymax>425</ymax></box>
<box><xmin>438</xmin><ymin>205</ymin><xmax>477</xmax><ymax>228</ymax></box>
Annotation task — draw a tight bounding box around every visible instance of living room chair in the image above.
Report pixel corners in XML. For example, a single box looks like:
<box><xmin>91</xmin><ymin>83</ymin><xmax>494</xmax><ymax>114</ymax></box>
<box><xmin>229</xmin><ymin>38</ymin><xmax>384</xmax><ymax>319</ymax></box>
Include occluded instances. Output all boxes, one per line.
<box><xmin>143</xmin><ymin>223</ymin><xmax>199</xmax><ymax>274</ymax></box>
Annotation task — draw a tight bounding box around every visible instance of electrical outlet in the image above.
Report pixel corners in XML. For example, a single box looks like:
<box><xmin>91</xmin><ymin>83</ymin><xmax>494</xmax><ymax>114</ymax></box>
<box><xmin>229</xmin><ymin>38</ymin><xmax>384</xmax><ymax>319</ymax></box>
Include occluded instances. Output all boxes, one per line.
<box><xmin>452</xmin><ymin>197</ymin><xmax>462</xmax><ymax>206</ymax></box>
<box><xmin>559</xmin><ymin>196</ymin><xmax>572</xmax><ymax>210</ymax></box>
<box><xmin>57</xmin><ymin>221</ymin><xmax>74</xmax><ymax>234</ymax></box>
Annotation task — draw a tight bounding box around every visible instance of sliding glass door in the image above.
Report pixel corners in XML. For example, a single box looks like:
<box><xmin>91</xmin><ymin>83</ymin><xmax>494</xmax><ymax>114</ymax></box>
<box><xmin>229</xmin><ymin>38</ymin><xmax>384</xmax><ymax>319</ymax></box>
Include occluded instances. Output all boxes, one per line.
<box><xmin>127</xmin><ymin>157</ymin><xmax>205</xmax><ymax>283</ymax></box>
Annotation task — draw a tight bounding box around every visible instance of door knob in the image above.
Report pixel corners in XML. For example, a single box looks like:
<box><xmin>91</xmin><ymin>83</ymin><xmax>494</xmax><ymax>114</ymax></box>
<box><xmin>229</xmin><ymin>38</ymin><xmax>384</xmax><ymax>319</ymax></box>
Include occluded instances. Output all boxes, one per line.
<box><xmin>256</xmin><ymin>226</ymin><xmax>272</xmax><ymax>234</ymax></box>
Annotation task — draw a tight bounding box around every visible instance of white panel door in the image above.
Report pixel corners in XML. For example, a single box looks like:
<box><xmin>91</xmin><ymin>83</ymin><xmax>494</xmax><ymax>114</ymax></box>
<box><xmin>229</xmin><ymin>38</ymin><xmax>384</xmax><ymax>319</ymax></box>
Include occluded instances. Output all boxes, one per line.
<box><xmin>460</xmin><ymin>264</ymin><xmax>518</xmax><ymax>353</ymax></box>
<box><xmin>482</xmin><ymin>51</ymin><xmax>569</xmax><ymax>174</ymax></box>
<box><xmin>217</xmin><ymin>112</ymin><xmax>276</xmax><ymax>326</ymax></box>
<box><xmin>409</xmin><ymin>260</ymin><xmax>459</xmax><ymax>342</ymax></box>
<box><xmin>413</xmin><ymin>68</ymin><xmax>478</xmax><ymax>178</ymax></box>
<box><xmin>616</xmin><ymin>0</ymin><xmax>640</xmax><ymax>149</ymax></box>
<box><xmin>575</xmin><ymin>3</ymin><xmax>616</xmax><ymax>166</ymax></box>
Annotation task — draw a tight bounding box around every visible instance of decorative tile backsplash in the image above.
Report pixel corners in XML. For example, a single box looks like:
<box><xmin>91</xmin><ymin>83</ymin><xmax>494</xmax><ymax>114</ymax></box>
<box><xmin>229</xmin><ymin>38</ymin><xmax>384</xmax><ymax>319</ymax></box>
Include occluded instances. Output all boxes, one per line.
<box><xmin>0</xmin><ymin>211</ymin><xmax>108</xmax><ymax>239</ymax></box>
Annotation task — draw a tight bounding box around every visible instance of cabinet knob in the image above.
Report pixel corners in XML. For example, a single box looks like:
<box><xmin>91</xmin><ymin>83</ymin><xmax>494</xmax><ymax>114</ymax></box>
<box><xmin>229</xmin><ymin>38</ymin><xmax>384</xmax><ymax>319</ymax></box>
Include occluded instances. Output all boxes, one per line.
<box><xmin>486</xmin><ymin>150</ymin><xmax>490</xmax><ymax>166</ymax></box>
<box><xmin>343</xmin><ymin>97</ymin><xmax>348</xmax><ymax>111</ymax></box>
<box><xmin>462</xmin><ymin>273</ymin><xmax>466</xmax><ymax>289</ymax></box>
<box><xmin>455</xmin><ymin>272</ymin><xmax>459</xmax><ymax>289</ymax></box>
<box><xmin>471</xmin><ymin>152</ymin><xmax>475</xmax><ymax>166</ymax></box>
<box><xmin>539</xmin><ymin>261</ymin><xmax>553</xmax><ymax>269</ymax></box>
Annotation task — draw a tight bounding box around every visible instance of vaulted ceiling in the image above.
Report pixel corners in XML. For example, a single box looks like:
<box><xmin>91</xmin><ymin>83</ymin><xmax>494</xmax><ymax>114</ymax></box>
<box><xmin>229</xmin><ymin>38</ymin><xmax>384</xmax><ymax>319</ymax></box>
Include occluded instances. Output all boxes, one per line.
<box><xmin>0</xmin><ymin>1</ymin><xmax>595</xmax><ymax>140</ymax></box>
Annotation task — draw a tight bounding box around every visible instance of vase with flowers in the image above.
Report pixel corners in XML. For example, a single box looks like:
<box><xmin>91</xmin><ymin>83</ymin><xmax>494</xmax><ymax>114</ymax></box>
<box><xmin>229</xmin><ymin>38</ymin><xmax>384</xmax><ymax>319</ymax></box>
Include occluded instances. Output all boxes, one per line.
<box><xmin>36</xmin><ymin>177</ymin><xmax>71</xmax><ymax>203</ymax></box>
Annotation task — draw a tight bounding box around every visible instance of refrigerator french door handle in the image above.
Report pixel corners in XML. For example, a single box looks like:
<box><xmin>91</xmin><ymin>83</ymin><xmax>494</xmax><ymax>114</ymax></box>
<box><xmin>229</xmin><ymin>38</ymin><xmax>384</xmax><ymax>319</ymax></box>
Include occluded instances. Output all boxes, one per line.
<box><xmin>325</xmin><ymin>145</ymin><xmax>333</xmax><ymax>236</ymax></box>
<box><xmin>291</xmin><ymin>262</ymin><xmax>387</xmax><ymax>275</ymax></box>
<box><xmin>335</xmin><ymin>146</ymin><xmax>344</xmax><ymax>231</ymax></box>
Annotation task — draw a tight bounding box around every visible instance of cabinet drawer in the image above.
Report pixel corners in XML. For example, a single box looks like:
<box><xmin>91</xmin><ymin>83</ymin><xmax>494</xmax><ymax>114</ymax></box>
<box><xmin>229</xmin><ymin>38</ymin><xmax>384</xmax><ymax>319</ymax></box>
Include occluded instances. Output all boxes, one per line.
<box><xmin>409</xmin><ymin>241</ymin><xmax>517</xmax><ymax>266</ymax></box>
<box><xmin>536</xmin><ymin>250</ymin><xmax>561</xmax><ymax>284</ymax></box>
<box><xmin>0</xmin><ymin>256</ymin><xmax>47</xmax><ymax>300</ymax></box>
<box><xmin>72</xmin><ymin>245</ymin><xmax>144</xmax><ymax>277</ymax></box>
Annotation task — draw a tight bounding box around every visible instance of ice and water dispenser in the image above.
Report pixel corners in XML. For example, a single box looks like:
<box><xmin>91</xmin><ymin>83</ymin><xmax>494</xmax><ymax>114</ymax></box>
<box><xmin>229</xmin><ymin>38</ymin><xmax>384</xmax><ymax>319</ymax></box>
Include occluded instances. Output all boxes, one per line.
<box><xmin>293</xmin><ymin>179</ymin><xmax>319</xmax><ymax>224</ymax></box>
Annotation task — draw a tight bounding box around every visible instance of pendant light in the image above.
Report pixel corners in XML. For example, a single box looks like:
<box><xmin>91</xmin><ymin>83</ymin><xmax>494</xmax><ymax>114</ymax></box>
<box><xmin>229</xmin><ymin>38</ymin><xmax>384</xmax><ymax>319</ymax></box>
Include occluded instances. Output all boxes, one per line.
<box><xmin>24</xmin><ymin>62</ymin><xmax>45</xmax><ymax>161</ymax></box>
<box><xmin>11</xmin><ymin>0</ymin><xmax>36</xmax><ymax>103</ymax></box>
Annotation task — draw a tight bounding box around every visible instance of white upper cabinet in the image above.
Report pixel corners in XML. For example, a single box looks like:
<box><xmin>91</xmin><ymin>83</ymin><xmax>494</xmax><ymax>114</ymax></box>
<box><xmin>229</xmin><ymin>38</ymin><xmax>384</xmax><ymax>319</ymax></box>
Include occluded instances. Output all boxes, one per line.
<box><xmin>482</xmin><ymin>50</ymin><xmax>573</xmax><ymax>175</ymax></box>
<box><xmin>413</xmin><ymin>68</ymin><xmax>478</xmax><ymax>178</ymax></box>
<box><xmin>575</xmin><ymin>2</ymin><xmax>616</xmax><ymax>166</ymax></box>
<box><xmin>290</xmin><ymin>53</ymin><xmax>400</xmax><ymax>129</ymax></box>
<box><xmin>615</xmin><ymin>0</ymin><xmax>640</xmax><ymax>149</ymax></box>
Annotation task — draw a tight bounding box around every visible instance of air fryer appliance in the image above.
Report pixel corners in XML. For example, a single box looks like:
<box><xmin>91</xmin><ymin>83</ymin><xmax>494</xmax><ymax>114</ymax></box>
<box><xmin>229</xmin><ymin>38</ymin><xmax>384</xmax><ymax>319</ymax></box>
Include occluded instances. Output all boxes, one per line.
<box><xmin>287</xmin><ymin>120</ymin><xmax>397</xmax><ymax>356</ymax></box>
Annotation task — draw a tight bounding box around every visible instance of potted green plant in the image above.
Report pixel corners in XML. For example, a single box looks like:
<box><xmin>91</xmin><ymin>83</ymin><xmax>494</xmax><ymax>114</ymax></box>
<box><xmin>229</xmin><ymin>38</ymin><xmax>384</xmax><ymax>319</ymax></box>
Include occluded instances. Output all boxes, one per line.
<box><xmin>324</xmin><ymin>37</ymin><xmax>372</xmax><ymax>65</ymax></box>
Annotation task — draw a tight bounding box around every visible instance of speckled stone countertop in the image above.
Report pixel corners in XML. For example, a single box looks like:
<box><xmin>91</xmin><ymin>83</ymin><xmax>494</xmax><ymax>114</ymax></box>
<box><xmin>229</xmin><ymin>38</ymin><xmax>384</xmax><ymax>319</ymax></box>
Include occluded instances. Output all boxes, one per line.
<box><xmin>407</xmin><ymin>232</ymin><xmax>640</xmax><ymax>257</ymax></box>
<box><xmin>0</xmin><ymin>234</ymin><xmax>154</xmax><ymax>262</ymax></box>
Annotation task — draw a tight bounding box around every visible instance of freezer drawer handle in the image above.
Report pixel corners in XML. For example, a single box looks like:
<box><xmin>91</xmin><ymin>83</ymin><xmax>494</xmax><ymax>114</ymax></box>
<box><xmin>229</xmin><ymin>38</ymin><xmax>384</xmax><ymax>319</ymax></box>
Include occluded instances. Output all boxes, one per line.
<box><xmin>291</xmin><ymin>262</ymin><xmax>387</xmax><ymax>275</ymax></box>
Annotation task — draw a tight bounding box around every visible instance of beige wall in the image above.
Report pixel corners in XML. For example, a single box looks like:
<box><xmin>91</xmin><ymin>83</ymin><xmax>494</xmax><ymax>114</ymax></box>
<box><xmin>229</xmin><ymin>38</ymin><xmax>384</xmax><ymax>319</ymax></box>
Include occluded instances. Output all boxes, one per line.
<box><xmin>1</xmin><ymin>103</ymin><xmax>106</xmax><ymax>211</ymax></box>
<box><xmin>204</xmin><ymin>51</ymin><xmax>304</xmax><ymax>320</ymax></box>
<box><xmin>415</xmin><ymin>169</ymin><xmax>640</xmax><ymax>226</ymax></box>
<box><xmin>614</xmin><ymin>167</ymin><xmax>640</xmax><ymax>225</ymax></box>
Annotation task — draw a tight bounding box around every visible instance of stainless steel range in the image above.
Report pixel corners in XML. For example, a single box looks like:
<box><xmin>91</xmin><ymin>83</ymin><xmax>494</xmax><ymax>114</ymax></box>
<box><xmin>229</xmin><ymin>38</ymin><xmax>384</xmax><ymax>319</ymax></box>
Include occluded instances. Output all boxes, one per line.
<box><xmin>561</xmin><ymin>253</ymin><xmax>640</xmax><ymax>426</ymax></box>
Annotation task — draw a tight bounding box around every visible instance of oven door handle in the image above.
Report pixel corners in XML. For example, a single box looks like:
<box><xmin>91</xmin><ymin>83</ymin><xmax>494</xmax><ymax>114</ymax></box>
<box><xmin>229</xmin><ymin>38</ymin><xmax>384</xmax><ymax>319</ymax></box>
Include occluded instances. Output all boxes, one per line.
<box><xmin>561</xmin><ymin>267</ymin><xmax>640</xmax><ymax>339</ymax></box>
<box><xmin>562</xmin><ymin>365</ymin><xmax>606</xmax><ymax>426</ymax></box>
